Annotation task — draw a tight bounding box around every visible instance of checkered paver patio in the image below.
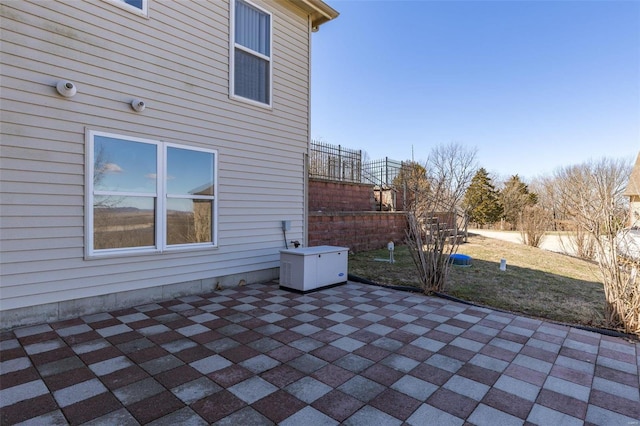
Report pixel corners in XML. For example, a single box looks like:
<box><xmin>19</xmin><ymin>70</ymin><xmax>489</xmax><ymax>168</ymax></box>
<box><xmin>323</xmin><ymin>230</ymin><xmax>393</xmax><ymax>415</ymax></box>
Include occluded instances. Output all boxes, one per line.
<box><xmin>1</xmin><ymin>282</ymin><xmax>639</xmax><ymax>425</ymax></box>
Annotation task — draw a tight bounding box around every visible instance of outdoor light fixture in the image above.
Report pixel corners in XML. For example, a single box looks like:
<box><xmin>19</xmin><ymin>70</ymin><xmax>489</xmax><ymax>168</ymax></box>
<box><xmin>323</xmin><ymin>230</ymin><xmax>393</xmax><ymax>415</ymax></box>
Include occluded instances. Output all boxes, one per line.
<box><xmin>131</xmin><ymin>99</ymin><xmax>146</xmax><ymax>112</ymax></box>
<box><xmin>56</xmin><ymin>80</ymin><xmax>77</xmax><ymax>97</ymax></box>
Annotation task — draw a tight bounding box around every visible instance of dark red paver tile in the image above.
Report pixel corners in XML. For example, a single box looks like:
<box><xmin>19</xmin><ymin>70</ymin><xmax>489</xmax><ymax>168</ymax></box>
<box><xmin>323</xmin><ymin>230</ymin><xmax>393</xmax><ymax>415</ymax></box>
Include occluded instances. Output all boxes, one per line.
<box><xmin>310</xmin><ymin>318</ymin><xmax>339</xmax><ymax>330</ymax></box>
<box><xmin>427</xmin><ymin>388</ymin><xmax>478</xmax><ymax>419</ymax></box>
<box><xmin>43</xmin><ymin>367</ymin><xmax>96</xmax><ymax>392</ymax></box>
<box><xmin>425</xmin><ymin>330</ymin><xmax>456</xmax><ymax>344</ymax></box>
<box><xmin>312</xmin><ymin>364</ymin><xmax>354</xmax><ymax>387</ymax></box>
<box><xmin>31</xmin><ymin>347</ymin><xmax>76</xmax><ymax>366</ymax></box>
<box><xmin>127</xmin><ymin>318</ymin><xmax>158</xmax><ymax>331</ymax></box>
<box><xmin>220</xmin><ymin>344</ymin><xmax>260</xmax><ymax>363</ymax></box>
<box><xmin>253</xmin><ymin>390</ymin><xmax>306</xmax><ymax>423</ymax></box>
<box><xmin>233</xmin><ymin>330</ymin><xmax>262</xmax><ymax>344</ymax></box>
<box><xmin>0</xmin><ymin>346</ymin><xmax>26</xmax><ymax>361</ymax></box>
<box><xmin>18</xmin><ymin>331</ymin><xmax>59</xmax><ymax>345</ymax></box>
<box><xmin>147</xmin><ymin>330</ymin><xmax>184</xmax><ymax>345</ymax></box>
<box><xmin>479</xmin><ymin>344</ymin><xmax>518</xmax><ymax>362</ymax></box>
<box><xmin>0</xmin><ymin>367</ymin><xmax>40</xmax><ymax>390</ymax></box>
<box><xmin>370</xmin><ymin>388</ymin><xmax>421</xmax><ymax>421</ymax></box>
<box><xmin>111</xmin><ymin>308</ymin><xmax>138</xmax><ymax>317</ymax></box>
<box><xmin>536</xmin><ymin>389</ymin><xmax>588</xmax><ymax>419</ymax></box>
<box><xmin>208</xmin><ymin>365</ymin><xmax>254</xmax><ymax>388</ymax></box>
<box><xmin>192</xmin><ymin>390</ymin><xmax>246</xmax><ymax>423</ymax></box>
<box><xmin>268</xmin><ymin>345</ymin><xmax>303</xmax><ymax>363</ymax></box>
<box><xmin>409</xmin><ymin>363</ymin><xmax>453</xmax><ymax>386</ymax></box>
<box><xmin>261</xmin><ymin>364</ymin><xmax>305</xmax><ymax>388</ymax></box>
<box><xmin>559</xmin><ymin>346</ymin><xmax>596</xmax><ymax>363</ymax></box>
<box><xmin>504</xmin><ymin>363</ymin><xmax>547</xmax><ymax>387</ymax></box>
<box><xmin>155</xmin><ymin>364</ymin><xmax>202</xmax><ymax>389</ymax></box>
<box><xmin>595</xmin><ymin>364</ymin><xmax>638</xmax><ymax>387</ymax></box>
<box><xmin>165</xmin><ymin>318</ymin><xmax>195</xmax><ymax>330</ymax></box>
<box><xmin>62</xmin><ymin>391</ymin><xmax>122</xmax><ymax>425</ymax></box>
<box><xmin>438</xmin><ymin>344</ymin><xmax>475</xmax><ymax>362</ymax></box>
<box><xmin>77</xmin><ymin>346</ymin><xmax>121</xmax><ymax>365</ymax></box>
<box><xmin>127</xmin><ymin>346</ymin><xmax>168</xmax><ymax>363</ymax></box>
<box><xmin>589</xmin><ymin>389</ymin><xmax>640</xmax><ymax>419</ymax></box>
<box><xmin>106</xmin><ymin>331</ymin><xmax>143</xmax><ymax>346</ymax></box>
<box><xmin>0</xmin><ymin>394</ymin><xmax>58</xmax><ymax>424</ymax></box>
<box><xmin>457</xmin><ymin>363</ymin><xmax>501</xmax><ymax>386</ymax></box>
<box><xmin>174</xmin><ymin>345</ymin><xmax>215</xmax><ymax>363</ymax></box>
<box><xmin>532</xmin><ymin>331</ymin><xmax>565</xmax><ymax>345</ymax></box>
<box><xmin>312</xmin><ymin>390</ymin><xmax>364</xmax><ymax>422</ymax></box>
<box><xmin>190</xmin><ymin>330</ymin><xmax>224</xmax><ymax>345</ymax></box>
<box><xmin>101</xmin><ymin>365</ymin><xmax>149</xmax><ymax>390</ymax></box>
<box><xmin>90</xmin><ymin>318</ymin><xmax>121</xmax><ymax>330</ymax></box>
<box><xmin>520</xmin><ymin>345</ymin><xmax>558</xmax><ymax>363</ymax></box>
<box><xmin>397</xmin><ymin>344</ymin><xmax>432</xmax><ymax>362</ymax></box>
<box><xmin>599</xmin><ymin>347</ymin><xmax>636</xmax><ymax>364</ymax></box>
<box><xmin>549</xmin><ymin>364</ymin><xmax>593</xmax><ymax>387</ymax></box>
<box><xmin>460</xmin><ymin>330</ymin><xmax>494</xmax><ymax>344</ymax></box>
<box><xmin>310</xmin><ymin>330</ymin><xmax>342</xmax><ymax>344</ymax></box>
<box><xmin>386</xmin><ymin>329</ymin><xmax>417</xmax><ymax>344</ymax></box>
<box><xmin>311</xmin><ymin>345</ymin><xmax>348</xmax><ymax>363</ymax></box>
<box><xmin>481</xmin><ymin>387</ymin><xmax>534</xmax><ymax>419</ymax></box>
<box><xmin>445</xmin><ymin>318</ymin><xmax>474</xmax><ymax>330</ymax></box>
<box><xmin>361</xmin><ymin>363</ymin><xmax>404</xmax><ymax>387</ymax></box>
<box><xmin>128</xmin><ymin>391</ymin><xmax>185</xmax><ymax>424</ymax></box>
<box><xmin>353</xmin><ymin>344</ymin><xmax>391</xmax><ymax>362</ymax></box>
<box><xmin>62</xmin><ymin>330</ymin><xmax>103</xmax><ymax>346</ymax></box>
<box><xmin>50</xmin><ymin>318</ymin><xmax>85</xmax><ymax>330</ymax></box>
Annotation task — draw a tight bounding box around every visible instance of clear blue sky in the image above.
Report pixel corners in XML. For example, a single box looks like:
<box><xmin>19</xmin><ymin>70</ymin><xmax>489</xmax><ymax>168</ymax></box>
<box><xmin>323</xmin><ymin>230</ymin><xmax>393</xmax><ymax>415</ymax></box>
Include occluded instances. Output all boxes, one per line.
<box><xmin>310</xmin><ymin>0</ymin><xmax>640</xmax><ymax>181</ymax></box>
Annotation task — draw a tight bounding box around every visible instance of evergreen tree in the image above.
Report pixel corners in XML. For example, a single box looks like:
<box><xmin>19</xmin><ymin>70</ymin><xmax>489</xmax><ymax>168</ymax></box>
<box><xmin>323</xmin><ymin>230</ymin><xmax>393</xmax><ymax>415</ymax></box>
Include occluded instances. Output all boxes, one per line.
<box><xmin>463</xmin><ymin>168</ymin><xmax>502</xmax><ymax>225</ymax></box>
<box><xmin>500</xmin><ymin>175</ymin><xmax>537</xmax><ymax>229</ymax></box>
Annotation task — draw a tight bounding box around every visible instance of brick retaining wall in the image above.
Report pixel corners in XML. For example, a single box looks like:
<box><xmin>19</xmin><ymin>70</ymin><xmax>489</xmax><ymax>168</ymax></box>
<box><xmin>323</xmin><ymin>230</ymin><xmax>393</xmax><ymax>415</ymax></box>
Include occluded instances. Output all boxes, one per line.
<box><xmin>309</xmin><ymin>179</ymin><xmax>375</xmax><ymax>212</ymax></box>
<box><xmin>308</xmin><ymin>211</ymin><xmax>407</xmax><ymax>252</ymax></box>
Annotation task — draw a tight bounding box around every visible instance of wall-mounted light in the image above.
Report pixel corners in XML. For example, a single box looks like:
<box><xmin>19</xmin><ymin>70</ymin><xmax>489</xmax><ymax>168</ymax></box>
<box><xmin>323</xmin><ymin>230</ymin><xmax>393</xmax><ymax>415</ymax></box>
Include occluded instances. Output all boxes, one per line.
<box><xmin>131</xmin><ymin>99</ymin><xmax>146</xmax><ymax>112</ymax></box>
<box><xmin>56</xmin><ymin>80</ymin><xmax>77</xmax><ymax>97</ymax></box>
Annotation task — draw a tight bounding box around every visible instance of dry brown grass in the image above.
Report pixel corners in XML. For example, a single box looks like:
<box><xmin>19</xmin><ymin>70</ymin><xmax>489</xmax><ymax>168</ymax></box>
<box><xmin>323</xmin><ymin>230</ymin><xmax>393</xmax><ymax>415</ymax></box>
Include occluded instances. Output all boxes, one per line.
<box><xmin>349</xmin><ymin>233</ymin><xmax>607</xmax><ymax>328</ymax></box>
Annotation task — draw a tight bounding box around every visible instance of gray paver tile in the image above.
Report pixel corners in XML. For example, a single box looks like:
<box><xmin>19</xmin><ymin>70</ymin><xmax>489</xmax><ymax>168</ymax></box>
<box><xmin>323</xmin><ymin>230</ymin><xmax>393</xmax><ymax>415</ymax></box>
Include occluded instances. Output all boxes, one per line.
<box><xmin>406</xmin><ymin>404</ymin><xmax>464</xmax><ymax>426</ymax></box>
<box><xmin>53</xmin><ymin>378</ymin><xmax>107</xmax><ymax>407</ymax></box>
<box><xmin>89</xmin><ymin>355</ymin><xmax>133</xmax><ymax>376</ymax></box>
<box><xmin>24</xmin><ymin>339</ymin><xmax>65</xmax><ymax>355</ymax></box>
<box><xmin>391</xmin><ymin>375</ymin><xmax>438</xmax><ymax>400</ymax></box>
<box><xmin>443</xmin><ymin>375</ymin><xmax>490</xmax><ymax>401</ymax></box>
<box><xmin>13</xmin><ymin>324</ymin><xmax>53</xmax><ymax>338</ymax></box>
<box><xmin>285</xmin><ymin>377</ymin><xmax>333</xmax><ymax>403</ymax></box>
<box><xmin>56</xmin><ymin>324</ymin><xmax>93</xmax><ymax>337</ymax></box>
<box><xmin>0</xmin><ymin>357</ymin><xmax>32</xmax><ymax>373</ymax></box>
<box><xmin>0</xmin><ymin>380</ymin><xmax>49</xmax><ymax>408</ymax></box>
<box><xmin>494</xmin><ymin>375</ymin><xmax>540</xmax><ymax>402</ymax></box>
<box><xmin>190</xmin><ymin>354</ymin><xmax>233</xmax><ymax>374</ymax></box>
<box><xmin>81</xmin><ymin>408</ymin><xmax>140</xmax><ymax>426</ymax></box>
<box><xmin>280</xmin><ymin>406</ymin><xmax>339</xmax><ymax>426</ymax></box>
<box><xmin>591</xmin><ymin>377</ymin><xmax>640</xmax><ymax>401</ymax></box>
<box><xmin>426</xmin><ymin>354</ymin><xmax>463</xmax><ymax>373</ymax></box>
<box><xmin>527</xmin><ymin>403</ymin><xmax>583</xmax><ymax>426</ymax></box>
<box><xmin>14</xmin><ymin>410</ymin><xmax>68</xmax><ymax>426</ymax></box>
<box><xmin>344</xmin><ymin>405</ymin><xmax>402</xmax><ymax>426</ymax></box>
<box><xmin>585</xmin><ymin>404</ymin><xmax>640</xmax><ymax>425</ymax></box>
<box><xmin>543</xmin><ymin>376</ymin><xmax>590</xmax><ymax>402</ymax></box>
<box><xmin>172</xmin><ymin>377</ymin><xmax>221</xmax><ymax>405</ymax></box>
<box><xmin>469</xmin><ymin>354</ymin><xmax>509</xmax><ymax>373</ymax></box>
<box><xmin>338</xmin><ymin>376</ymin><xmax>386</xmax><ymax>402</ymax></box>
<box><xmin>468</xmin><ymin>403</ymin><xmax>524</xmax><ymax>426</ymax></box>
<box><xmin>228</xmin><ymin>376</ymin><xmax>278</xmax><ymax>404</ymax></box>
<box><xmin>96</xmin><ymin>324</ymin><xmax>132</xmax><ymax>338</ymax></box>
<box><xmin>240</xmin><ymin>354</ymin><xmax>280</xmax><ymax>374</ymax></box>
<box><xmin>113</xmin><ymin>377</ymin><xmax>165</xmax><ymax>405</ymax></box>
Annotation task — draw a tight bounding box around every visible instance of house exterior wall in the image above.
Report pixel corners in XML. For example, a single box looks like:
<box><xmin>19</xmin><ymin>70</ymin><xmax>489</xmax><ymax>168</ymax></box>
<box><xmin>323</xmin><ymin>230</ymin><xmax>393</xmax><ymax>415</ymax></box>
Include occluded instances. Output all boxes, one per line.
<box><xmin>0</xmin><ymin>0</ymin><xmax>316</xmax><ymax>327</ymax></box>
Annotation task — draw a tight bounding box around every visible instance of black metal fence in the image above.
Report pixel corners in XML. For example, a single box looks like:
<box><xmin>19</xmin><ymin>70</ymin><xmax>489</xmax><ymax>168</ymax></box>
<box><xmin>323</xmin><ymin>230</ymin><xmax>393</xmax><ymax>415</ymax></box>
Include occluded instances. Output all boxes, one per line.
<box><xmin>309</xmin><ymin>140</ymin><xmax>406</xmax><ymax>186</ymax></box>
<box><xmin>309</xmin><ymin>140</ymin><xmax>362</xmax><ymax>183</ymax></box>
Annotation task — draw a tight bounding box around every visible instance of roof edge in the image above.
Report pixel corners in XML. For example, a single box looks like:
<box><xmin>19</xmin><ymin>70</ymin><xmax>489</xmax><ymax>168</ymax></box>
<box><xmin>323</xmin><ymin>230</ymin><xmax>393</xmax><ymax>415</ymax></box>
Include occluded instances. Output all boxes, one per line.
<box><xmin>289</xmin><ymin>0</ymin><xmax>339</xmax><ymax>31</ymax></box>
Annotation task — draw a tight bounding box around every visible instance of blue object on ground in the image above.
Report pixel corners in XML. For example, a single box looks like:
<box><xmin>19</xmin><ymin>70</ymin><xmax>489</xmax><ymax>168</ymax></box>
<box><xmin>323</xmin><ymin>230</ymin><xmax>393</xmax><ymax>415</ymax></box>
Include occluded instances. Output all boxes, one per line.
<box><xmin>449</xmin><ymin>253</ymin><xmax>472</xmax><ymax>266</ymax></box>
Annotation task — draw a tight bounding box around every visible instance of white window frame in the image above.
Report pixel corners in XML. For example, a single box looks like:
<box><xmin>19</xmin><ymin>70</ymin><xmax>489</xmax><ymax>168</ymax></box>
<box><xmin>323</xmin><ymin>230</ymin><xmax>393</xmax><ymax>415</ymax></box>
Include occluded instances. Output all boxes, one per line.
<box><xmin>230</xmin><ymin>0</ymin><xmax>273</xmax><ymax>108</ymax></box>
<box><xmin>104</xmin><ymin>0</ymin><xmax>148</xmax><ymax>16</ymax></box>
<box><xmin>86</xmin><ymin>130</ymin><xmax>218</xmax><ymax>258</ymax></box>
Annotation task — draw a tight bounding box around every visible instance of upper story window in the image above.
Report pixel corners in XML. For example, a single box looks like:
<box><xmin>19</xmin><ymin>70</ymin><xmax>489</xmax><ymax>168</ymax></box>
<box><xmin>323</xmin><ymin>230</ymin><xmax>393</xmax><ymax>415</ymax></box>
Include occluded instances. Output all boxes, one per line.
<box><xmin>87</xmin><ymin>131</ymin><xmax>217</xmax><ymax>257</ymax></box>
<box><xmin>231</xmin><ymin>0</ymin><xmax>272</xmax><ymax>107</ymax></box>
<box><xmin>106</xmin><ymin>0</ymin><xmax>148</xmax><ymax>15</ymax></box>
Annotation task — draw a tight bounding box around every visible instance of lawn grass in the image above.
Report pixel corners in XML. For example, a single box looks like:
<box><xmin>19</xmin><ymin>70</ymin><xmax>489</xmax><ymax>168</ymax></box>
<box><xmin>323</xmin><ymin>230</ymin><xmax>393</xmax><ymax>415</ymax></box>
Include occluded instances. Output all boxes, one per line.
<box><xmin>348</xmin><ymin>233</ymin><xmax>607</xmax><ymax>328</ymax></box>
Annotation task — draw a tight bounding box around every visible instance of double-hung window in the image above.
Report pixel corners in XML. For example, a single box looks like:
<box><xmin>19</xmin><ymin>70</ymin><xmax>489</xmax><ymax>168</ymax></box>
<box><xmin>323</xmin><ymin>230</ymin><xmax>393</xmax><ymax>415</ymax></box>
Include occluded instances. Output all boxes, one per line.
<box><xmin>106</xmin><ymin>0</ymin><xmax>148</xmax><ymax>15</ymax></box>
<box><xmin>232</xmin><ymin>0</ymin><xmax>272</xmax><ymax>106</ymax></box>
<box><xmin>87</xmin><ymin>131</ymin><xmax>217</xmax><ymax>256</ymax></box>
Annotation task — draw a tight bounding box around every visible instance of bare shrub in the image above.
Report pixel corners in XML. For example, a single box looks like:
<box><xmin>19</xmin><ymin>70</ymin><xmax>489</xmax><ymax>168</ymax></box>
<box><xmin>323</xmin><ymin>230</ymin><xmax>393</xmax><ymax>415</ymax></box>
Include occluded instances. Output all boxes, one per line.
<box><xmin>554</xmin><ymin>157</ymin><xmax>637</xmax><ymax>333</ymax></box>
<box><xmin>519</xmin><ymin>205</ymin><xmax>550</xmax><ymax>247</ymax></box>
<box><xmin>405</xmin><ymin>143</ymin><xmax>477</xmax><ymax>293</ymax></box>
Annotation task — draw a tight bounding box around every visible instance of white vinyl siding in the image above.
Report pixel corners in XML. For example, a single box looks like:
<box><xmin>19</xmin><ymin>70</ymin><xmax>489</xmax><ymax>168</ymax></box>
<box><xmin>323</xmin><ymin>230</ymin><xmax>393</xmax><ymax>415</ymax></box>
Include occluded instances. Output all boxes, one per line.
<box><xmin>104</xmin><ymin>0</ymin><xmax>148</xmax><ymax>16</ymax></box>
<box><xmin>0</xmin><ymin>0</ymin><xmax>311</xmax><ymax>312</ymax></box>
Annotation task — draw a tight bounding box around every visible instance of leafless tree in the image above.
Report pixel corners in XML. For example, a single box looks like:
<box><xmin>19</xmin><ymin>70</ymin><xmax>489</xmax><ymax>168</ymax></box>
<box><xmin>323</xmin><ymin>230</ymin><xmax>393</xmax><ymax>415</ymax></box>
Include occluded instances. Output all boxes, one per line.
<box><xmin>554</xmin><ymin>157</ymin><xmax>638</xmax><ymax>334</ymax></box>
<box><xmin>405</xmin><ymin>143</ymin><xmax>477</xmax><ymax>293</ymax></box>
<box><xmin>519</xmin><ymin>205</ymin><xmax>551</xmax><ymax>247</ymax></box>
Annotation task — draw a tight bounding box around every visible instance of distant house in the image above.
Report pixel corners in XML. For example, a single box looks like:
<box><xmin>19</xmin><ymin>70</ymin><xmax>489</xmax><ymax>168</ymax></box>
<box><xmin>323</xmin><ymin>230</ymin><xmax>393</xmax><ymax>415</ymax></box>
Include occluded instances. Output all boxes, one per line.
<box><xmin>0</xmin><ymin>0</ymin><xmax>338</xmax><ymax>328</ymax></box>
<box><xmin>624</xmin><ymin>152</ymin><xmax>640</xmax><ymax>228</ymax></box>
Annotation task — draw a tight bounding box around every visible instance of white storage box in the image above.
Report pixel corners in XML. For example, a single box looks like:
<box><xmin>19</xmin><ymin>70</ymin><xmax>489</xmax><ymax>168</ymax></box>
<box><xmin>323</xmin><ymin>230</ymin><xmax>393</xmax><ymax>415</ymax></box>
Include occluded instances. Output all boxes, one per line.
<box><xmin>279</xmin><ymin>245</ymin><xmax>349</xmax><ymax>292</ymax></box>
